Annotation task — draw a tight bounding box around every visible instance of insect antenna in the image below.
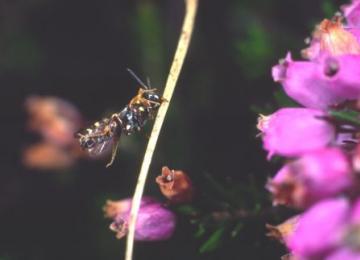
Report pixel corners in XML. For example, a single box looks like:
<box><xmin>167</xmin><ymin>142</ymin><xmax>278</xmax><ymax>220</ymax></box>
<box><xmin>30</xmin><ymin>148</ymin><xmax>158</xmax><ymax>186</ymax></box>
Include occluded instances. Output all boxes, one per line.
<box><xmin>126</xmin><ymin>68</ymin><xmax>149</xmax><ymax>89</ymax></box>
<box><xmin>146</xmin><ymin>77</ymin><xmax>152</xmax><ymax>88</ymax></box>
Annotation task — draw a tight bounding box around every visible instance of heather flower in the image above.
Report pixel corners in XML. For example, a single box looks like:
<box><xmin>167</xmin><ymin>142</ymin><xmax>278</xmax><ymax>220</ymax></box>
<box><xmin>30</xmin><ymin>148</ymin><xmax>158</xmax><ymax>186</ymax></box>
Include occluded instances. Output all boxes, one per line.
<box><xmin>288</xmin><ymin>198</ymin><xmax>350</xmax><ymax>258</ymax></box>
<box><xmin>263</xmin><ymin>0</ymin><xmax>360</xmax><ymax>259</ymax></box>
<box><xmin>103</xmin><ymin>197</ymin><xmax>176</xmax><ymax>241</ymax></box>
<box><xmin>156</xmin><ymin>166</ymin><xmax>194</xmax><ymax>204</ymax></box>
<box><xmin>342</xmin><ymin>0</ymin><xmax>360</xmax><ymax>27</ymax></box>
<box><xmin>272</xmin><ymin>53</ymin><xmax>360</xmax><ymax>109</ymax></box>
<box><xmin>326</xmin><ymin>248</ymin><xmax>360</xmax><ymax>260</ymax></box>
<box><xmin>22</xmin><ymin>142</ymin><xmax>75</xmax><ymax>170</ymax></box>
<box><xmin>267</xmin><ymin>148</ymin><xmax>352</xmax><ymax>208</ymax></box>
<box><xmin>257</xmin><ymin>108</ymin><xmax>335</xmax><ymax>158</ymax></box>
<box><xmin>302</xmin><ymin>17</ymin><xmax>360</xmax><ymax>60</ymax></box>
<box><xmin>352</xmin><ymin>143</ymin><xmax>360</xmax><ymax>172</ymax></box>
<box><xmin>266</xmin><ymin>215</ymin><xmax>300</xmax><ymax>245</ymax></box>
<box><xmin>25</xmin><ymin>96</ymin><xmax>83</xmax><ymax>147</ymax></box>
<box><xmin>23</xmin><ymin>95</ymin><xmax>105</xmax><ymax>170</ymax></box>
<box><xmin>342</xmin><ymin>199</ymin><xmax>360</xmax><ymax>251</ymax></box>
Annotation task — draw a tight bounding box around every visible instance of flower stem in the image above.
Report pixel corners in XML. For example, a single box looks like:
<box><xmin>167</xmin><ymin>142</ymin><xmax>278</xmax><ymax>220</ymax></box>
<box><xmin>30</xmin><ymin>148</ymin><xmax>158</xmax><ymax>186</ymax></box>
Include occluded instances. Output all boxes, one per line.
<box><xmin>124</xmin><ymin>1</ymin><xmax>198</xmax><ymax>260</ymax></box>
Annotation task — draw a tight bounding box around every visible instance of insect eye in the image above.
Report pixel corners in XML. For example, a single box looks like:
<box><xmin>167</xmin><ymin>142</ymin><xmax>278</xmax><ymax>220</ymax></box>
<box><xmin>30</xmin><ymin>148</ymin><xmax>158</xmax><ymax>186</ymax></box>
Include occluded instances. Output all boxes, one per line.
<box><xmin>83</xmin><ymin>138</ymin><xmax>96</xmax><ymax>149</ymax></box>
<box><xmin>145</xmin><ymin>93</ymin><xmax>159</xmax><ymax>101</ymax></box>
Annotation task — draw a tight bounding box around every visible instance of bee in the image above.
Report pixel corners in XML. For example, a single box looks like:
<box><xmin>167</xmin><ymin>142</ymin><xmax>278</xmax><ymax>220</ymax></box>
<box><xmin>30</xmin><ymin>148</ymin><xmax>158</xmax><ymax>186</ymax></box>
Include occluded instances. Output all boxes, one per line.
<box><xmin>75</xmin><ymin>69</ymin><xmax>164</xmax><ymax>167</ymax></box>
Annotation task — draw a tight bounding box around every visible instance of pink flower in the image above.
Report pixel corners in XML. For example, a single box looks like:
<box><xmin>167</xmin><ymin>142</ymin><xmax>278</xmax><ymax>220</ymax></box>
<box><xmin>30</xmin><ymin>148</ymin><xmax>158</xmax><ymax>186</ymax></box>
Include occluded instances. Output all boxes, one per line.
<box><xmin>267</xmin><ymin>148</ymin><xmax>352</xmax><ymax>208</ymax></box>
<box><xmin>272</xmin><ymin>53</ymin><xmax>360</xmax><ymax>109</ymax></box>
<box><xmin>257</xmin><ymin>108</ymin><xmax>335</xmax><ymax>158</ymax></box>
<box><xmin>327</xmin><ymin>248</ymin><xmax>360</xmax><ymax>260</ymax></box>
<box><xmin>22</xmin><ymin>142</ymin><xmax>75</xmax><ymax>170</ymax></box>
<box><xmin>103</xmin><ymin>197</ymin><xmax>176</xmax><ymax>241</ymax></box>
<box><xmin>266</xmin><ymin>215</ymin><xmax>300</xmax><ymax>245</ymax></box>
<box><xmin>288</xmin><ymin>198</ymin><xmax>350</xmax><ymax>258</ymax></box>
<box><xmin>342</xmin><ymin>0</ymin><xmax>360</xmax><ymax>28</ymax></box>
<box><xmin>302</xmin><ymin>18</ymin><xmax>360</xmax><ymax>60</ymax></box>
<box><xmin>25</xmin><ymin>96</ymin><xmax>83</xmax><ymax>147</ymax></box>
<box><xmin>350</xmin><ymin>197</ymin><xmax>360</xmax><ymax>222</ymax></box>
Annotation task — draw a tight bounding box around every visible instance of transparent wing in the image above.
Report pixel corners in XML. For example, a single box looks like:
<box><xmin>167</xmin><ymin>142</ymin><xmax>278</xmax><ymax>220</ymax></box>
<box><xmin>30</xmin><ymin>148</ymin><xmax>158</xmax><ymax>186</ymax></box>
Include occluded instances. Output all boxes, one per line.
<box><xmin>87</xmin><ymin>137</ymin><xmax>114</xmax><ymax>157</ymax></box>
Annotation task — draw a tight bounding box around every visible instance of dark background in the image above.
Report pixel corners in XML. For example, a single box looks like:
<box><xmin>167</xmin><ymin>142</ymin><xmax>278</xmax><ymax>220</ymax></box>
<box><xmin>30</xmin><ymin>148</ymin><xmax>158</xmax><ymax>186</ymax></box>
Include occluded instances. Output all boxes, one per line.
<box><xmin>0</xmin><ymin>0</ymin><xmax>344</xmax><ymax>259</ymax></box>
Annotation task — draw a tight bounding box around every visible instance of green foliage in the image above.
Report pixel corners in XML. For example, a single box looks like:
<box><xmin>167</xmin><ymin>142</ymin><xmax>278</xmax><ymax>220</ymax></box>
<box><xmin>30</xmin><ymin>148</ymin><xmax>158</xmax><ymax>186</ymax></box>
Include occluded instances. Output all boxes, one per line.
<box><xmin>199</xmin><ymin>227</ymin><xmax>226</xmax><ymax>253</ymax></box>
<box><xmin>235</xmin><ymin>21</ymin><xmax>274</xmax><ymax>78</ymax></box>
<box><xmin>322</xmin><ymin>1</ymin><xmax>337</xmax><ymax>18</ymax></box>
<box><xmin>329</xmin><ymin>109</ymin><xmax>360</xmax><ymax>126</ymax></box>
<box><xmin>176</xmin><ymin>204</ymin><xmax>200</xmax><ymax>216</ymax></box>
<box><xmin>273</xmin><ymin>90</ymin><xmax>298</xmax><ymax>108</ymax></box>
<box><xmin>175</xmin><ymin>171</ymin><xmax>272</xmax><ymax>255</ymax></box>
<box><xmin>134</xmin><ymin>1</ymin><xmax>165</xmax><ymax>84</ymax></box>
<box><xmin>251</xmin><ymin>89</ymin><xmax>299</xmax><ymax>116</ymax></box>
<box><xmin>0</xmin><ymin>32</ymin><xmax>43</xmax><ymax>73</ymax></box>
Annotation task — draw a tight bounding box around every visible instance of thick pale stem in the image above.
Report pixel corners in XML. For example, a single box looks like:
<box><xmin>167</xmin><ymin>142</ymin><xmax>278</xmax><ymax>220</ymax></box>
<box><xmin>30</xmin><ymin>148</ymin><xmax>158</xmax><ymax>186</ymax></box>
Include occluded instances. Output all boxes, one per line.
<box><xmin>124</xmin><ymin>0</ymin><xmax>198</xmax><ymax>260</ymax></box>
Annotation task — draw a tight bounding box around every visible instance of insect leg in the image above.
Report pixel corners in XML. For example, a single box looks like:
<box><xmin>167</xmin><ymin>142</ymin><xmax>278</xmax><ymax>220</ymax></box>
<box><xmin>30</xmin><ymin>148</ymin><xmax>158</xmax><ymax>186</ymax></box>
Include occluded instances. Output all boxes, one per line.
<box><xmin>106</xmin><ymin>137</ymin><xmax>120</xmax><ymax>168</ymax></box>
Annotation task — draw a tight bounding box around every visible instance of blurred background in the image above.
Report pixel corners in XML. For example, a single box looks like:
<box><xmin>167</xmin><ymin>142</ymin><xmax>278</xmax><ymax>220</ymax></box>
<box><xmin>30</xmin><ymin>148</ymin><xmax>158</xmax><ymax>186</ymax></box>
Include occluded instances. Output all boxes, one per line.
<box><xmin>0</xmin><ymin>0</ymin><xmax>345</xmax><ymax>259</ymax></box>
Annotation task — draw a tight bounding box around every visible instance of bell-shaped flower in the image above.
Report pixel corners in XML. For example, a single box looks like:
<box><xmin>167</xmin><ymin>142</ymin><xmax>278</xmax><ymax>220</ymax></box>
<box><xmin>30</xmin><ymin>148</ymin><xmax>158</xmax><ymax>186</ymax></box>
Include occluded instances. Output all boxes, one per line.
<box><xmin>267</xmin><ymin>148</ymin><xmax>352</xmax><ymax>208</ymax></box>
<box><xmin>273</xmin><ymin>53</ymin><xmax>360</xmax><ymax>109</ymax></box>
<box><xmin>258</xmin><ymin>108</ymin><xmax>335</xmax><ymax>158</ymax></box>
<box><xmin>103</xmin><ymin>197</ymin><xmax>176</xmax><ymax>241</ymax></box>
<box><xmin>287</xmin><ymin>198</ymin><xmax>350</xmax><ymax>258</ymax></box>
<box><xmin>342</xmin><ymin>0</ymin><xmax>360</xmax><ymax>28</ymax></box>
<box><xmin>302</xmin><ymin>18</ymin><xmax>360</xmax><ymax>60</ymax></box>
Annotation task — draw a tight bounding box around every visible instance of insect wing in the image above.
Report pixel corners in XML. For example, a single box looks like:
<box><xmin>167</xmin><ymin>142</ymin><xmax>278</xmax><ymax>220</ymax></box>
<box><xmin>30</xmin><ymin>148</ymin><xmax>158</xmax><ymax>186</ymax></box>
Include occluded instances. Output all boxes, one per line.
<box><xmin>87</xmin><ymin>137</ymin><xmax>114</xmax><ymax>157</ymax></box>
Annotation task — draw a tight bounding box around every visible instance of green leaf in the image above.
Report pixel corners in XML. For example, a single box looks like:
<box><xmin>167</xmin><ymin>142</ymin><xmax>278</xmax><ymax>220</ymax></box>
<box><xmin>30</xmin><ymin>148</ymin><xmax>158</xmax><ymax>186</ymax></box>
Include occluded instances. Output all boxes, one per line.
<box><xmin>176</xmin><ymin>204</ymin><xmax>200</xmax><ymax>216</ymax></box>
<box><xmin>195</xmin><ymin>224</ymin><xmax>206</xmax><ymax>238</ymax></box>
<box><xmin>199</xmin><ymin>227</ymin><xmax>226</xmax><ymax>253</ymax></box>
<box><xmin>329</xmin><ymin>109</ymin><xmax>360</xmax><ymax>126</ymax></box>
<box><xmin>273</xmin><ymin>90</ymin><xmax>298</xmax><ymax>108</ymax></box>
<box><xmin>322</xmin><ymin>1</ymin><xmax>337</xmax><ymax>18</ymax></box>
<box><xmin>235</xmin><ymin>21</ymin><xmax>274</xmax><ymax>78</ymax></box>
<box><xmin>231</xmin><ymin>222</ymin><xmax>244</xmax><ymax>238</ymax></box>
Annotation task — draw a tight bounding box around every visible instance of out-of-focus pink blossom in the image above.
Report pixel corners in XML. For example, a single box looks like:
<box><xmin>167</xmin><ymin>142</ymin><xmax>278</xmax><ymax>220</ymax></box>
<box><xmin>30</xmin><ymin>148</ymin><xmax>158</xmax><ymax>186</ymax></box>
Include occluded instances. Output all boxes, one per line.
<box><xmin>267</xmin><ymin>148</ymin><xmax>352</xmax><ymax>208</ymax></box>
<box><xmin>342</xmin><ymin>0</ymin><xmax>360</xmax><ymax>28</ymax></box>
<box><xmin>350</xmin><ymin>197</ymin><xmax>360</xmax><ymax>222</ymax></box>
<box><xmin>25</xmin><ymin>96</ymin><xmax>83</xmax><ymax>147</ymax></box>
<box><xmin>327</xmin><ymin>248</ymin><xmax>360</xmax><ymax>260</ymax></box>
<box><xmin>288</xmin><ymin>198</ymin><xmax>350</xmax><ymax>258</ymax></box>
<box><xmin>22</xmin><ymin>142</ymin><xmax>76</xmax><ymax>170</ymax></box>
<box><xmin>257</xmin><ymin>108</ymin><xmax>335</xmax><ymax>158</ymax></box>
<box><xmin>23</xmin><ymin>95</ymin><xmax>102</xmax><ymax>170</ymax></box>
<box><xmin>272</xmin><ymin>53</ymin><xmax>360</xmax><ymax>109</ymax></box>
<box><xmin>352</xmin><ymin>143</ymin><xmax>360</xmax><ymax>172</ymax></box>
<box><xmin>103</xmin><ymin>197</ymin><xmax>176</xmax><ymax>241</ymax></box>
<box><xmin>302</xmin><ymin>18</ymin><xmax>360</xmax><ymax>60</ymax></box>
